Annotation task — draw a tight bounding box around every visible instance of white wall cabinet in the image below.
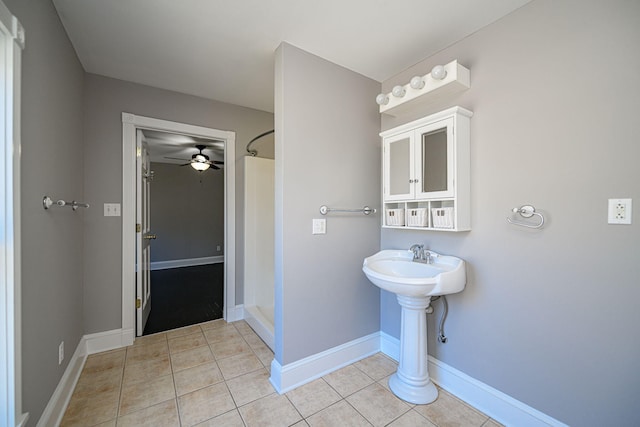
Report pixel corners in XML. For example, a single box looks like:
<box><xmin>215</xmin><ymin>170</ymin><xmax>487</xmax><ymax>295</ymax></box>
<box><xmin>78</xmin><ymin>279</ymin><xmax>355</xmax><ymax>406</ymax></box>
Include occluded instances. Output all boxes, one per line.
<box><xmin>381</xmin><ymin>106</ymin><xmax>472</xmax><ymax>231</ymax></box>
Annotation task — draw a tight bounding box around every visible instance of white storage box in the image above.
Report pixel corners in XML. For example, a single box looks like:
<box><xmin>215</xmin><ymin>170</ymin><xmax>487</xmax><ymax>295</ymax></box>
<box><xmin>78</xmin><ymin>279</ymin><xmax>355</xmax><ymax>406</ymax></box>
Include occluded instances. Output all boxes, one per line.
<box><xmin>407</xmin><ymin>208</ymin><xmax>429</xmax><ymax>227</ymax></box>
<box><xmin>431</xmin><ymin>207</ymin><xmax>454</xmax><ymax>229</ymax></box>
<box><xmin>386</xmin><ymin>208</ymin><xmax>405</xmax><ymax>226</ymax></box>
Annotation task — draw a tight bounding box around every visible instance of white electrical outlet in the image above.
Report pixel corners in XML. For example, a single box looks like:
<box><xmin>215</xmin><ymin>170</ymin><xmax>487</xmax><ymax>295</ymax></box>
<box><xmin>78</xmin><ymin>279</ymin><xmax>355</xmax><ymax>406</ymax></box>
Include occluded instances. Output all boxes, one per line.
<box><xmin>312</xmin><ymin>218</ymin><xmax>326</xmax><ymax>234</ymax></box>
<box><xmin>58</xmin><ymin>341</ymin><xmax>64</xmax><ymax>365</ymax></box>
<box><xmin>217</xmin><ymin>245</ymin><xmax>221</xmax><ymax>251</ymax></box>
<box><xmin>608</xmin><ymin>198</ymin><xmax>632</xmax><ymax>224</ymax></box>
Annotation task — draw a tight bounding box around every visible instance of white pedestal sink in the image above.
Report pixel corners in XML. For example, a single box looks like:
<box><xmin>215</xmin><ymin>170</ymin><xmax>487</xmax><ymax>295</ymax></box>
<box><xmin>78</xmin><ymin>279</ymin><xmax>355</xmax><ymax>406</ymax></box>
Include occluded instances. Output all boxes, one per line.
<box><xmin>362</xmin><ymin>249</ymin><xmax>466</xmax><ymax>404</ymax></box>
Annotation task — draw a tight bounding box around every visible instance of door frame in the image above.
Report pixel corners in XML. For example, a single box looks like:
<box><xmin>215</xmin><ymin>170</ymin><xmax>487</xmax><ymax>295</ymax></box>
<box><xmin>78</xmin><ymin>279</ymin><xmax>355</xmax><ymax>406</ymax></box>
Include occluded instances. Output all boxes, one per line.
<box><xmin>0</xmin><ymin>2</ymin><xmax>26</xmax><ymax>425</ymax></box>
<box><xmin>122</xmin><ymin>113</ymin><xmax>236</xmax><ymax>342</ymax></box>
<box><xmin>135</xmin><ymin>130</ymin><xmax>151</xmax><ymax>336</ymax></box>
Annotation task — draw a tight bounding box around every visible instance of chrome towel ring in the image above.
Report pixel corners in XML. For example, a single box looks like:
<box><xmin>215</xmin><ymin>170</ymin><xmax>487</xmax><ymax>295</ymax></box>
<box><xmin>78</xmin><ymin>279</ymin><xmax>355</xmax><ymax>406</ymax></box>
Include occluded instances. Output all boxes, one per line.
<box><xmin>507</xmin><ymin>205</ymin><xmax>544</xmax><ymax>229</ymax></box>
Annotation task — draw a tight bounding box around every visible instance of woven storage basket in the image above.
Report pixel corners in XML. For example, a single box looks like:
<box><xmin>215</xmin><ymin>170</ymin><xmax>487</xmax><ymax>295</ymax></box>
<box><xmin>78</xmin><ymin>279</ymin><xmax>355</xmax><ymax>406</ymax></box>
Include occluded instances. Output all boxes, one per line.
<box><xmin>385</xmin><ymin>208</ymin><xmax>405</xmax><ymax>226</ymax></box>
<box><xmin>431</xmin><ymin>207</ymin><xmax>454</xmax><ymax>229</ymax></box>
<box><xmin>407</xmin><ymin>208</ymin><xmax>428</xmax><ymax>227</ymax></box>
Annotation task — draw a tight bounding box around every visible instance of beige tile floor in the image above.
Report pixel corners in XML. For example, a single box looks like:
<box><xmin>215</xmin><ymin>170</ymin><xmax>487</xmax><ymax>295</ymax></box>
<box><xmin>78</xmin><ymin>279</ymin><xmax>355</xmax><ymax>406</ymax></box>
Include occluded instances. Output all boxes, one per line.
<box><xmin>61</xmin><ymin>319</ymin><xmax>503</xmax><ymax>426</ymax></box>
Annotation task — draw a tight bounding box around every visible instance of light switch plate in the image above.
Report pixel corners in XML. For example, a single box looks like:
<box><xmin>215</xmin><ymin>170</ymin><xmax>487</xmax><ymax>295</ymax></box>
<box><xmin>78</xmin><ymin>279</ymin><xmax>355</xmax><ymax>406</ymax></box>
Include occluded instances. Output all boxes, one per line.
<box><xmin>312</xmin><ymin>218</ymin><xmax>326</xmax><ymax>234</ymax></box>
<box><xmin>104</xmin><ymin>203</ymin><xmax>121</xmax><ymax>217</ymax></box>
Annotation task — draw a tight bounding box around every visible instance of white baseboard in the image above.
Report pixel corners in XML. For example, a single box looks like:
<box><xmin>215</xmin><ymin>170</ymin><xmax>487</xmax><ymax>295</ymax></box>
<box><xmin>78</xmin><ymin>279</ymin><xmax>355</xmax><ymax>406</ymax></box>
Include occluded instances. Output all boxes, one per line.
<box><xmin>36</xmin><ymin>336</ymin><xmax>88</xmax><ymax>427</ymax></box>
<box><xmin>225</xmin><ymin>304</ymin><xmax>244</xmax><ymax>322</ymax></box>
<box><xmin>39</xmin><ymin>325</ymin><xmax>566</xmax><ymax>427</ymax></box>
<box><xmin>380</xmin><ymin>331</ymin><xmax>401</xmax><ymax>360</ymax></box>
<box><xmin>270</xmin><ymin>332</ymin><xmax>380</xmax><ymax>394</ymax></box>
<box><xmin>37</xmin><ymin>328</ymin><xmax>132</xmax><ymax>427</ymax></box>
<box><xmin>85</xmin><ymin>328</ymin><xmax>133</xmax><ymax>353</ymax></box>
<box><xmin>121</xmin><ymin>328</ymin><xmax>135</xmax><ymax>347</ymax></box>
<box><xmin>150</xmin><ymin>256</ymin><xmax>223</xmax><ymax>271</ymax></box>
<box><xmin>379</xmin><ymin>332</ymin><xmax>567</xmax><ymax>427</ymax></box>
<box><xmin>16</xmin><ymin>413</ymin><xmax>29</xmax><ymax>427</ymax></box>
<box><xmin>244</xmin><ymin>305</ymin><xmax>274</xmax><ymax>351</ymax></box>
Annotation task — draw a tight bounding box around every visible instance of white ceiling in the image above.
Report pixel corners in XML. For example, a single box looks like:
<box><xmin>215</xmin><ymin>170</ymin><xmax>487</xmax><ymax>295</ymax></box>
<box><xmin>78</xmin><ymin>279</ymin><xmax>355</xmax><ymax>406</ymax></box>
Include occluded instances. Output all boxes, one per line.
<box><xmin>53</xmin><ymin>0</ymin><xmax>531</xmax><ymax>113</ymax></box>
<box><xmin>141</xmin><ymin>129</ymin><xmax>225</xmax><ymax>164</ymax></box>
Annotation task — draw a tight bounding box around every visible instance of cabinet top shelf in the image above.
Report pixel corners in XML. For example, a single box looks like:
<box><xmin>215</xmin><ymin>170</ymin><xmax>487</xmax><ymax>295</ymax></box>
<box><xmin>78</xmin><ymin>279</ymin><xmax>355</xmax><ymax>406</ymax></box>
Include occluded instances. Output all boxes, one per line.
<box><xmin>380</xmin><ymin>106</ymin><xmax>473</xmax><ymax>138</ymax></box>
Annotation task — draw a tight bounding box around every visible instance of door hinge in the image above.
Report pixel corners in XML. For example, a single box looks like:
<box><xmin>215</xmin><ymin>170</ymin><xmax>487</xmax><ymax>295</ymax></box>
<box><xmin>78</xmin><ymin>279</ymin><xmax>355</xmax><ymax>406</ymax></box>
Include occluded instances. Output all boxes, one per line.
<box><xmin>136</xmin><ymin>298</ymin><xmax>141</xmax><ymax>309</ymax></box>
<box><xmin>136</xmin><ymin>223</ymin><xmax>141</xmax><ymax>233</ymax></box>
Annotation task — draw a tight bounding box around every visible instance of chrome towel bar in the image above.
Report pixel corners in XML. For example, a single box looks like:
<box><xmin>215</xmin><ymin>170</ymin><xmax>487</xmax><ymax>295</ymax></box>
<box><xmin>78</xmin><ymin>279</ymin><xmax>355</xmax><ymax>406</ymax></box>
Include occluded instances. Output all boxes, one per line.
<box><xmin>319</xmin><ymin>205</ymin><xmax>376</xmax><ymax>215</ymax></box>
<box><xmin>43</xmin><ymin>196</ymin><xmax>90</xmax><ymax>211</ymax></box>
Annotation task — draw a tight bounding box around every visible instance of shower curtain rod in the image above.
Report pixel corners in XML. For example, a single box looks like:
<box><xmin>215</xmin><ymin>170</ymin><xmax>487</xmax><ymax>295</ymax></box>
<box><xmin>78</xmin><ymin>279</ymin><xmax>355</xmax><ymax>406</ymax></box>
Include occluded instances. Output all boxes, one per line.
<box><xmin>246</xmin><ymin>129</ymin><xmax>274</xmax><ymax>157</ymax></box>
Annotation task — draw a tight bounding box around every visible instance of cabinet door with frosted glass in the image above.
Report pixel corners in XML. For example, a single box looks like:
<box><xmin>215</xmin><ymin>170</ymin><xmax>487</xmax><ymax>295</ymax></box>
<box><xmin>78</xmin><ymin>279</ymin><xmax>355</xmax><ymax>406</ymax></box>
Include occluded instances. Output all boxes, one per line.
<box><xmin>415</xmin><ymin>118</ymin><xmax>454</xmax><ymax>199</ymax></box>
<box><xmin>383</xmin><ymin>131</ymin><xmax>414</xmax><ymax>201</ymax></box>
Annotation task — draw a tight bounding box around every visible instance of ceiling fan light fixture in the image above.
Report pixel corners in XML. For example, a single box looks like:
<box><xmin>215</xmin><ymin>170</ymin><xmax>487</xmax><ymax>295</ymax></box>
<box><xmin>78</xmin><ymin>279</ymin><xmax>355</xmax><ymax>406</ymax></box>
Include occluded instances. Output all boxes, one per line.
<box><xmin>190</xmin><ymin>161</ymin><xmax>210</xmax><ymax>171</ymax></box>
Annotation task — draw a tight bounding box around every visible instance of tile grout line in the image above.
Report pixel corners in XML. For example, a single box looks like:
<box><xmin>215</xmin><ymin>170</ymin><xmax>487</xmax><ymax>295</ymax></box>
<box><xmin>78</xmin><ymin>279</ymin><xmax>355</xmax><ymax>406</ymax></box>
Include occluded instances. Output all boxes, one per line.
<box><xmin>167</xmin><ymin>330</ymin><xmax>184</xmax><ymax>427</ymax></box>
<box><xmin>115</xmin><ymin>347</ymin><xmax>127</xmax><ymax>422</ymax></box>
<box><xmin>67</xmin><ymin>320</ymin><xmax>499</xmax><ymax>427</ymax></box>
<box><xmin>340</xmin><ymin>383</ymin><xmax>384</xmax><ymax>427</ymax></box>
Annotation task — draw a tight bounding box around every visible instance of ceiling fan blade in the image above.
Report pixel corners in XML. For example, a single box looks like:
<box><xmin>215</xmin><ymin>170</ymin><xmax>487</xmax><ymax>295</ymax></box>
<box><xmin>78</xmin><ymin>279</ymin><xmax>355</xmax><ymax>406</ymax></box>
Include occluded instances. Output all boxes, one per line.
<box><xmin>179</xmin><ymin>163</ymin><xmax>191</xmax><ymax>166</ymax></box>
<box><xmin>211</xmin><ymin>164</ymin><xmax>220</xmax><ymax>170</ymax></box>
<box><xmin>210</xmin><ymin>160</ymin><xmax>224</xmax><ymax>165</ymax></box>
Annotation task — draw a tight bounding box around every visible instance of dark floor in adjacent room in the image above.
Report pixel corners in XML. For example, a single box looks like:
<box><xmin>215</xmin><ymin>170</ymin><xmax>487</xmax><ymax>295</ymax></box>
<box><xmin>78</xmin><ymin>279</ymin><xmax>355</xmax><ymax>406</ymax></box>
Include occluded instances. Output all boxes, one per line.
<box><xmin>143</xmin><ymin>263</ymin><xmax>224</xmax><ymax>335</ymax></box>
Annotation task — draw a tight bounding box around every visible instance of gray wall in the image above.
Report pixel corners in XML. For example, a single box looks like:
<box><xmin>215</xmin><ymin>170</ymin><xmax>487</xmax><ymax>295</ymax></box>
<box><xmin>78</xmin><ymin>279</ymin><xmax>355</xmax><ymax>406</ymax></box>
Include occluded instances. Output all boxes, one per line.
<box><xmin>250</xmin><ymin>131</ymin><xmax>275</xmax><ymax>160</ymax></box>
<box><xmin>380</xmin><ymin>1</ymin><xmax>640</xmax><ymax>425</ymax></box>
<box><xmin>274</xmin><ymin>43</ymin><xmax>381</xmax><ymax>364</ymax></box>
<box><xmin>83</xmin><ymin>74</ymin><xmax>273</xmax><ymax>333</ymax></box>
<box><xmin>149</xmin><ymin>162</ymin><xmax>224</xmax><ymax>262</ymax></box>
<box><xmin>5</xmin><ymin>0</ymin><xmax>86</xmax><ymax>422</ymax></box>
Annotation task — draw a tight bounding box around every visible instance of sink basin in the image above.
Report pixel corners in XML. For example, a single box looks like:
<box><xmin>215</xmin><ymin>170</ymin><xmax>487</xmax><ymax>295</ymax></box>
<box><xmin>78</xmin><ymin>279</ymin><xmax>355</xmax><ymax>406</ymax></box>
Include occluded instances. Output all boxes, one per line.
<box><xmin>362</xmin><ymin>249</ymin><xmax>466</xmax><ymax>297</ymax></box>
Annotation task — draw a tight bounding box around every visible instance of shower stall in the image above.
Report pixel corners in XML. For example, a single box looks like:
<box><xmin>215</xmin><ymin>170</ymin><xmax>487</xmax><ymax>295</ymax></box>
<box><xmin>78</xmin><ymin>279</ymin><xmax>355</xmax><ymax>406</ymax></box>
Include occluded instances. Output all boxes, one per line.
<box><xmin>243</xmin><ymin>130</ymin><xmax>275</xmax><ymax>350</ymax></box>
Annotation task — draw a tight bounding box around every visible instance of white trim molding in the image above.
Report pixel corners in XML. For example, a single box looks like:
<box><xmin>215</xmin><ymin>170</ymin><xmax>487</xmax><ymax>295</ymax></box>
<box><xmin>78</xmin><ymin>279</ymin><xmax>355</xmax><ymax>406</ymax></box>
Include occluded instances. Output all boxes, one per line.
<box><xmin>36</xmin><ymin>337</ymin><xmax>87</xmax><ymax>427</ymax></box>
<box><xmin>37</xmin><ymin>329</ymin><xmax>132</xmax><ymax>427</ymax></box>
<box><xmin>428</xmin><ymin>357</ymin><xmax>568</xmax><ymax>427</ymax></box>
<box><xmin>379</xmin><ymin>332</ymin><xmax>568</xmax><ymax>427</ymax></box>
<box><xmin>122</xmin><ymin>113</ymin><xmax>236</xmax><ymax>338</ymax></box>
<box><xmin>225</xmin><ymin>304</ymin><xmax>244</xmax><ymax>323</ymax></box>
<box><xmin>0</xmin><ymin>2</ymin><xmax>26</xmax><ymax>425</ymax></box>
<box><xmin>244</xmin><ymin>305</ymin><xmax>274</xmax><ymax>351</ymax></box>
<box><xmin>380</xmin><ymin>331</ymin><xmax>401</xmax><ymax>361</ymax></box>
<box><xmin>84</xmin><ymin>328</ymin><xmax>132</xmax><ymax>354</ymax></box>
<box><xmin>150</xmin><ymin>256</ymin><xmax>223</xmax><ymax>271</ymax></box>
<box><xmin>40</xmin><ymin>327</ymin><xmax>568</xmax><ymax>427</ymax></box>
<box><xmin>270</xmin><ymin>332</ymin><xmax>380</xmax><ymax>394</ymax></box>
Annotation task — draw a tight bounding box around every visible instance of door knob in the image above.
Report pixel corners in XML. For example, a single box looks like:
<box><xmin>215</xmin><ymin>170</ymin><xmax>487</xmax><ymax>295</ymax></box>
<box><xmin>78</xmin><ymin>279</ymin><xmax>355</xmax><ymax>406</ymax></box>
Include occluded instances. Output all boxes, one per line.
<box><xmin>143</xmin><ymin>234</ymin><xmax>157</xmax><ymax>240</ymax></box>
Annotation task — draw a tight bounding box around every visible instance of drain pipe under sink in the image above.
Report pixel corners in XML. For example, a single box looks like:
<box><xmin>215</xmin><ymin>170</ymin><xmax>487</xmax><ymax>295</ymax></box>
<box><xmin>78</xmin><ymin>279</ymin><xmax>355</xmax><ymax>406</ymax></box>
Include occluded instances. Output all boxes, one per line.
<box><xmin>427</xmin><ymin>296</ymin><xmax>448</xmax><ymax>343</ymax></box>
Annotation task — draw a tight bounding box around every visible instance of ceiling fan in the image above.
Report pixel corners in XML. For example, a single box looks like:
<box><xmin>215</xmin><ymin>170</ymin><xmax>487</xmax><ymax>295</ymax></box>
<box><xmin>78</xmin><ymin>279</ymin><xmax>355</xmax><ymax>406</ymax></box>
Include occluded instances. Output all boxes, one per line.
<box><xmin>165</xmin><ymin>144</ymin><xmax>224</xmax><ymax>171</ymax></box>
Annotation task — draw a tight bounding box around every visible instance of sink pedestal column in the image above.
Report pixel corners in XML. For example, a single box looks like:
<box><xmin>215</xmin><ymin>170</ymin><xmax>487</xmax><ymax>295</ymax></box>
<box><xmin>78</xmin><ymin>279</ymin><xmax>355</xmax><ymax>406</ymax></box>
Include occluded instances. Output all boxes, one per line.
<box><xmin>388</xmin><ymin>294</ymin><xmax>438</xmax><ymax>404</ymax></box>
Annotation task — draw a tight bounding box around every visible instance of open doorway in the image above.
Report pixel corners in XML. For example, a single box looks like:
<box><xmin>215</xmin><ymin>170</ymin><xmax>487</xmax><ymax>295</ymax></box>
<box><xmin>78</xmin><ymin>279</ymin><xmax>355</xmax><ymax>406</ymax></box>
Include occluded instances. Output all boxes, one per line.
<box><xmin>121</xmin><ymin>113</ymin><xmax>237</xmax><ymax>342</ymax></box>
<box><xmin>140</xmin><ymin>129</ymin><xmax>226</xmax><ymax>334</ymax></box>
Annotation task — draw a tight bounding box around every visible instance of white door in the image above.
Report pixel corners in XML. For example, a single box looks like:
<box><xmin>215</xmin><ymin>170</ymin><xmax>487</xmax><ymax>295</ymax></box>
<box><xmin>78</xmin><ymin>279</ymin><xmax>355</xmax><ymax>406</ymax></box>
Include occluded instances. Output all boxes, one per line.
<box><xmin>136</xmin><ymin>130</ymin><xmax>154</xmax><ymax>336</ymax></box>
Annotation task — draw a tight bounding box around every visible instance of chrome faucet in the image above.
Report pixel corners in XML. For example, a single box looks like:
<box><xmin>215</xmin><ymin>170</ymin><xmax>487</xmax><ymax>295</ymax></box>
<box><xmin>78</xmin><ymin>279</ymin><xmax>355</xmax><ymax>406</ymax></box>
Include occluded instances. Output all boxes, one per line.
<box><xmin>409</xmin><ymin>244</ymin><xmax>433</xmax><ymax>264</ymax></box>
<box><xmin>409</xmin><ymin>244</ymin><xmax>424</xmax><ymax>262</ymax></box>
<box><xmin>409</xmin><ymin>244</ymin><xmax>423</xmax><ymax>261</ymax></box>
